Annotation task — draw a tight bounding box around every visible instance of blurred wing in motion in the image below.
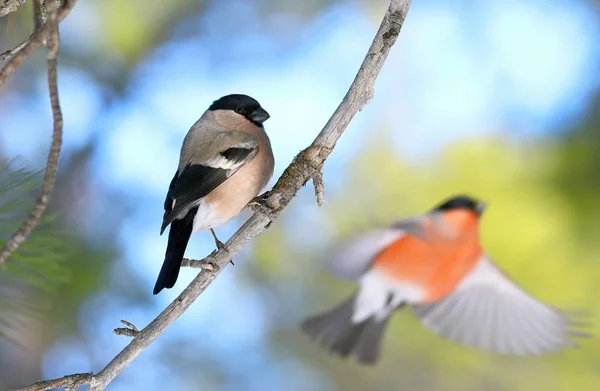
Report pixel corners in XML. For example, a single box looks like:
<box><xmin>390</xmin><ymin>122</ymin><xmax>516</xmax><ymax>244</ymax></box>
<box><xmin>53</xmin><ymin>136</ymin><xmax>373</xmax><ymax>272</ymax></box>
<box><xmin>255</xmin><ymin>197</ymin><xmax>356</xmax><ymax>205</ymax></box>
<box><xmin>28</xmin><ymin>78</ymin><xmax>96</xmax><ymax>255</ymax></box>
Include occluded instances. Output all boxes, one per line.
<box><xmin>330</xmin><ymin>217</ymin><xmax>423</xmax><ymax>280</ymax></box>
<box><xmin>412</xmin><ymin>256</ymin><xmax>591</xmax><ymax>354</ymax></box>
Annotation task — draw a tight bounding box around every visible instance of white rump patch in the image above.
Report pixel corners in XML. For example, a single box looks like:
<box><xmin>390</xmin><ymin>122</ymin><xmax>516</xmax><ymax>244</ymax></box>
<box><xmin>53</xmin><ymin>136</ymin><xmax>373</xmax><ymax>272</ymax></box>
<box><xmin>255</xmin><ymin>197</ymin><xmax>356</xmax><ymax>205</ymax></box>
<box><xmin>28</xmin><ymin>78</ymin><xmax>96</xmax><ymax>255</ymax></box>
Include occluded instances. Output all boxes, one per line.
<box><xmin>352</xmin><ymin>269</ymin><xmax>425</xmax><ymax>323</ymax></box>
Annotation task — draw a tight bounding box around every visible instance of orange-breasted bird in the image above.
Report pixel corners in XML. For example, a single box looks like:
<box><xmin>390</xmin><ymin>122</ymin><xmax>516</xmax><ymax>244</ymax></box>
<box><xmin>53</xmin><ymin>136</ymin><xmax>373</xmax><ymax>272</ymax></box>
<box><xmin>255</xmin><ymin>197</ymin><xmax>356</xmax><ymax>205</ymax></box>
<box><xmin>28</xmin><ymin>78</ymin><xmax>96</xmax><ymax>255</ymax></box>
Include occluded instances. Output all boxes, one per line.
<box><xmin>302</xmin><ymin>195</ymin><xmax>590</xmax><ymax>364</ymax></box>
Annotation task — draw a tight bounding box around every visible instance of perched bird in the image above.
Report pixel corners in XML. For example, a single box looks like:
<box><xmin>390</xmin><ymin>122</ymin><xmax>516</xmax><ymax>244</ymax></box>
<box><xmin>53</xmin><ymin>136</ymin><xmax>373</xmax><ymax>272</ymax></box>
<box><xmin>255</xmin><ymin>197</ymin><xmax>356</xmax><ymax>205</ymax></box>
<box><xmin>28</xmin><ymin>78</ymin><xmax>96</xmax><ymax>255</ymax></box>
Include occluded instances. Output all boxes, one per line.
<box><xmin>154</xmin><ymin>94</ymin><xmax>274</xmax><ymax>295</ymax></box>
<box><xmin>302</xmin><ymin>195</ymin><xmax>589</xmax><ymax>364</ymax></box>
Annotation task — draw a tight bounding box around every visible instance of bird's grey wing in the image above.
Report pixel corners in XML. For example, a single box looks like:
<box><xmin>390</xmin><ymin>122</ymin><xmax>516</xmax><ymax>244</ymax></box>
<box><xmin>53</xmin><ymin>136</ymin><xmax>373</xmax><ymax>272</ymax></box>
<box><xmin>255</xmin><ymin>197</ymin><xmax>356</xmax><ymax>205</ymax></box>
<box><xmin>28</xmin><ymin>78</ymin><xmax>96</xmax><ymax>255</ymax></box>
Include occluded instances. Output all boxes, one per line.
<box><xmin>330</xmin><ymin>217</ymin><xmax>424</xmax><ymax>280</ymax></box>
<box><xmin>160</xmin><ymin>136</ymin><xmax>258</xmax><ymax>234</ymax></box>
<box><xmin>412</xmin><ymin>255</ymin><xmax>590</xmax><ymax>354</ymax></box>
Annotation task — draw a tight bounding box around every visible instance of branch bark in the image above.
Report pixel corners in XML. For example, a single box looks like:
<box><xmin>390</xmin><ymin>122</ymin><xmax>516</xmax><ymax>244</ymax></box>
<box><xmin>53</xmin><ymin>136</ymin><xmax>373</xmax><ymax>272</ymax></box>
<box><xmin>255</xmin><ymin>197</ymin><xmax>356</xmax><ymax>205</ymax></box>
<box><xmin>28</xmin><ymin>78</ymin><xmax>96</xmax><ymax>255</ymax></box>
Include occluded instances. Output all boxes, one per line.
<box><xmin>0</xmin><ymin>0</ymin><xmax>26</xmax><ymax>18</ymax></box>
<box><xmin>0</xmin><ymin>38</ymin><xmax>31</xmax><ymax>63</ymax></box>
<box><xmin>11</xmin><ymin>373</ymin><xmax>93</xmax><ymax>391</ymax></box>
<box><xmin>0</xmin><ymin>0</ymin><xmax>76</xmax><ymax>266</ymax></box>
<box><xmin>10</xmin><ymin>0</ymin><xmax>412</xmax><ymax>390</ymax></box>
<box><xmin>0</xmin><ymin>0</ymin><xmax>76</xmax><ymax>88</ymax></box>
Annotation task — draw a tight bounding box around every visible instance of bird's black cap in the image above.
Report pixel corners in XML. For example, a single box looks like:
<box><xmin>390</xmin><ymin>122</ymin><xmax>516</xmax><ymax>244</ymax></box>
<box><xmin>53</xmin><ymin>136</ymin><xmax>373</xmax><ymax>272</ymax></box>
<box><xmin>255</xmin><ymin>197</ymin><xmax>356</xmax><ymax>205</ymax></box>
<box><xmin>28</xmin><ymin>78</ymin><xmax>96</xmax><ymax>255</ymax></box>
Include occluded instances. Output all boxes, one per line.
<box><xmin>432</xmin><ymin>195</ymin><xmax>486</xmax><ymax>214</ymax></box>
<box><xmin>209</xmin><ymin>94</ymin><xmax>270</xmax><ymax>127</ymax></box>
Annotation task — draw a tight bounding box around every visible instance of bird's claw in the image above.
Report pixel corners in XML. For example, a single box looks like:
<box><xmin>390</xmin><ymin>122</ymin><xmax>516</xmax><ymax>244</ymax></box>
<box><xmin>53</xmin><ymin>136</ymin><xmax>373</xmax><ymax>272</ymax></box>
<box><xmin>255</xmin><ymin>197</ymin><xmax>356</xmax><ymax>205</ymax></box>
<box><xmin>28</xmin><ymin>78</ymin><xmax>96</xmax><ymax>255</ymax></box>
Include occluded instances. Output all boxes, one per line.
<box><xmin>215</xmin><ymin>238</ymin><xmax>228</xmax><ymax>251</ymax></box>
<box><xmin>248</xmin><ymin>191</ymin><xmax>275</xmax><ymax>215</ymax></box>
<box><xmin>210</xmin><ymin>228</ymin><xmax>230</xmax><ymax>252</ymax></box>
<box><xmin>209</xmin><ymin>229</ymin><xmax>234</xmax><ymax>265</ymax></box>
<box><xmin>215</xmin><ymin>241</ymin><xmax>235</xmax><ymax>265</ymax></box>
<box><xmin>248</xmin><ymin>191</ymin><xmax>270</xmax><ymax>206</ymax></box>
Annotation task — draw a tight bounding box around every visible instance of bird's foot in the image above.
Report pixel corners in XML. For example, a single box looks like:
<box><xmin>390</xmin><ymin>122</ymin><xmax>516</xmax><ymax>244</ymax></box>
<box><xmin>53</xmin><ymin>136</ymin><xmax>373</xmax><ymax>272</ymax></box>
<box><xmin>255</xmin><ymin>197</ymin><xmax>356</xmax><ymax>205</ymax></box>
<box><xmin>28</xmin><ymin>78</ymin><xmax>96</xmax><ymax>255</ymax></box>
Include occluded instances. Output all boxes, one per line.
<box><xmin>210</xmin><ymin>229</ymin><xmax>228</xmax><ymax>251</ymax></box>
<box><xmin>210</xmin><ymin>229</ymin><xmax>234</xmax><ymax>266</ymax></box>
<box><xmin>215</xmin><ymin>241</ymin><xmax>235</xmax><ymax>266</ymax></box>
<box><xmin>214</xmin><ymin>238</ymin><xmax>228</xmax><ymax>251</ymax></box>
<box><xmin>248</xmin><ymin>191</ymin><xmax>271</xmax><ymax>207</ymax></box>
<box><xmin>248</xmin><ymin>191</ymin><xmax>278</xmax><ymax>218</ymax></box>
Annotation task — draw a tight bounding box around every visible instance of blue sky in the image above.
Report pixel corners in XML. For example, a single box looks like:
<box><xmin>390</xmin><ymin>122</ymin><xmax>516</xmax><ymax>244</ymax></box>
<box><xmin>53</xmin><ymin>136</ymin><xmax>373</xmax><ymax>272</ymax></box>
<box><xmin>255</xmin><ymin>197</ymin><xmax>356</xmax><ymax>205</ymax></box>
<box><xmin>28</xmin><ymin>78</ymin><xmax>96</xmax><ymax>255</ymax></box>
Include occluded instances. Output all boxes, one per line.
<box><xmin>0</xmin><ymin>0</ymin><xmax>598</xmax><ymax>389</ymax></box>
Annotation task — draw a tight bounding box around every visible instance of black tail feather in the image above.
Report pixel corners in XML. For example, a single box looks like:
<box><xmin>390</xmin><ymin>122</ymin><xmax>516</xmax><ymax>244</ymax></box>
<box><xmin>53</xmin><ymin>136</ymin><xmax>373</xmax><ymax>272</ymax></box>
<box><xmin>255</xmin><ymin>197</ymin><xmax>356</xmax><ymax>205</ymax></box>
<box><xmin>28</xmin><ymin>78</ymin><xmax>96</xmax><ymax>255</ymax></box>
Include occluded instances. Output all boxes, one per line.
<box><xmin>301</xmin><ymin>295</ymin><xmax>392</xmax><ymax>365</ymax></box>
<box><xmin>354</xmin><ymin>316</ymin><xmax>391</xmax><ymax>363</ymax></box>
<box><xmin>153</xmin><ymin>207</ymin><xmax>197</xmax><ymax>295</ymax></box>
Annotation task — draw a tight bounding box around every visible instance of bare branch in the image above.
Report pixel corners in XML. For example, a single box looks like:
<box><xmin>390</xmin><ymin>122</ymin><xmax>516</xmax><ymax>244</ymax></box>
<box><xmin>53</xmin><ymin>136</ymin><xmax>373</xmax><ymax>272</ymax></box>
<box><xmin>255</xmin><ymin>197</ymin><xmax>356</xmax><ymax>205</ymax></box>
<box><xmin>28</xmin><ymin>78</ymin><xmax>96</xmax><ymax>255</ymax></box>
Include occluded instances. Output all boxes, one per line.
<box><xmin>0</xmin><ymin>0</ymin><xmax>77</xmax><ymax>265</ymax></box>
<box><xmin>0</xmin><ymin>37</ymin><xmax>33</xmax><ymax>63</ymax></box>
<box><xmin>0</xmin><ymin>1</ymin><xmax>68</xmax><ymax>64</ymax></box>
<box><xmin>0</xmin><ymin>32</ymin><xmax>46</xmax><ymax>87</ymax></box>
<box><xmin>0</xmin><ymin>0</ymin><xmax>26</xmax><ymax>18</ymax></box>
<box><xmin>10</xmin><ymin>373</ymin><xmax>94</xmax><ymax>391</ymax></box>
<box><xmin>0</xmin><ymin>0</ymin><xmax>77</xmax><ymax>88</ymax></box>
<box><xmin>181</xmin><ymin>257</ymin><xmax>218</xmax><ymax>270</ymax></box>
<box><xmin>11</xmin><ymin>0</ymin><xmax>412</xmax><ymax>390</ymax></box>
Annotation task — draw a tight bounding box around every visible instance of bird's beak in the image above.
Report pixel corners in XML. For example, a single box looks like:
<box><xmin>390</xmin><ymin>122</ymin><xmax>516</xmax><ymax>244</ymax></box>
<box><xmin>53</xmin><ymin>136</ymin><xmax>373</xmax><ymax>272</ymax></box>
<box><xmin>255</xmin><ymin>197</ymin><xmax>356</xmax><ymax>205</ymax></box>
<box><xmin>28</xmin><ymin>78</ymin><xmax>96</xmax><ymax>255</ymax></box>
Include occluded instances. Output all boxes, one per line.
<box><xmin>251</xmin><ymin>107</ymin><xmax>270</xmax><ymax>124</ymax></box>
<box><xmin>475</xmin><ymin>201</ymin><xmax>487</xmax><ymax>214</ymax></box>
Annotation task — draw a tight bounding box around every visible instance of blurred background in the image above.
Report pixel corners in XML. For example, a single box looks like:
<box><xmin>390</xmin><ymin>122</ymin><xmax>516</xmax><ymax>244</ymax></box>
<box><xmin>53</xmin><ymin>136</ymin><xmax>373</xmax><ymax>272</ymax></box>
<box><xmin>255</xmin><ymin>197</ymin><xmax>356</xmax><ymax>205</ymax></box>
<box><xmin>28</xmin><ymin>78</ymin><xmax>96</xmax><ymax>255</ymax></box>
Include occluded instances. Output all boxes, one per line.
<box><xmin>1</xmin><ymin>0</ymin><xmax>600</xmax><ymax>390</ymax></box>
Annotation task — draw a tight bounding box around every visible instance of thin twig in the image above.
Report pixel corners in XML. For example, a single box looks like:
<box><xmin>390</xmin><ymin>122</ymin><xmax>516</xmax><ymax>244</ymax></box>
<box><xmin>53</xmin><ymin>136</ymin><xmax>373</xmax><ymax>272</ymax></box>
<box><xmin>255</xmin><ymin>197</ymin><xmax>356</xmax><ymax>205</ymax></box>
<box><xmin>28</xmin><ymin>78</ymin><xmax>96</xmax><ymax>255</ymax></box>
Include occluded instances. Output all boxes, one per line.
<box><xmin>10</xmin><ymin>373</ymin><xmax>94</xmax><ymax>391</ymax></box>
<box><xmin>181</xmin><ymin>257</ymin><xmax>217</xmax><ymax>269</ymax></box>
<box><xmin>0</xmin><ymin>0</ymin><xmax>77</xmax><ymax>88</ymax></box>
<box><xmin>114</xmin><ymin>320</ymin><xmax>140</xmax><ymax>337</ymax></box>
<box><xmin>312</xmin><ymin>168</ymin><xmax>325</xmax><ymax>206</ymax></box>
<box><xmin>0</xmin><ymin>0</ymin><xmax>26</xmax><ymax>18</ymax></box>
<box><xmin>0</xmin><ymin>30</ymin><xmax>45</xmax><ymax>87</ymax></box>
<box><xmin>0</xmin><ymin>0</ymin><xmax>77</xmax><ymax>265</ymax></box>
<box><xmin>11</xmin><ymin>1</ymin><xmax>412</xmax><ymax>390</ymax></box>
<box><xmin>0</xmin><ymin>36</ymin><xmax>33</xmax><ymax>63</ymax></box>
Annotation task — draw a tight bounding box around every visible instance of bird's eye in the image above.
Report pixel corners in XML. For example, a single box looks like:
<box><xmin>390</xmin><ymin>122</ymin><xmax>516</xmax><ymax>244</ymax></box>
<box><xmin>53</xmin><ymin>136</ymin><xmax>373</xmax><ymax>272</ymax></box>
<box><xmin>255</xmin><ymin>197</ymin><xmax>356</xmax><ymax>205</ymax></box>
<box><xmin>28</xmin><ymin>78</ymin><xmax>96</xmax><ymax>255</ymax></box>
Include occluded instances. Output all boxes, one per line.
<box><xmin>235</xmin><ymin>108</ymin><xmax>245</xmax><ymax>114</ymax></box>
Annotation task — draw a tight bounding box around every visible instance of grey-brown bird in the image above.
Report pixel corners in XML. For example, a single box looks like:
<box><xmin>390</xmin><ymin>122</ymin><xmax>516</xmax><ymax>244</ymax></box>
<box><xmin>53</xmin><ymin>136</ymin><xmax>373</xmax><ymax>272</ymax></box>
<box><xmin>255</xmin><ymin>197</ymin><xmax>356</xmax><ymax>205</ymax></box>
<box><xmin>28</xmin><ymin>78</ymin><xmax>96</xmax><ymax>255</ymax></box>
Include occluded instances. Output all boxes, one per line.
<box><xmin>153</xmin><ymin>94</ymin><xmax>274</xmax><ymax>295</ymax></box>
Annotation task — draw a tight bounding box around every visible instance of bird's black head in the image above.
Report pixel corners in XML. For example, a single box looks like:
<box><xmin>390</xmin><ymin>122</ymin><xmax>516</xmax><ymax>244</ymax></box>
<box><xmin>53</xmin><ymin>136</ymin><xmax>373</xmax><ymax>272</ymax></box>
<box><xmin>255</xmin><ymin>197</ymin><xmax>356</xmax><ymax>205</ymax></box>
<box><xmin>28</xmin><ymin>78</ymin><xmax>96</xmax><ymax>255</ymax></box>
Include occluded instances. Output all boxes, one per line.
<box><xmin>432</xmin><ymin>195</ymin><xmax>486</xmax><ymax>215</ymax></box>
<box><xmin>209</xmin><ymin>94</ymin><xmax>270</xmax><ymax>127</ymax></box>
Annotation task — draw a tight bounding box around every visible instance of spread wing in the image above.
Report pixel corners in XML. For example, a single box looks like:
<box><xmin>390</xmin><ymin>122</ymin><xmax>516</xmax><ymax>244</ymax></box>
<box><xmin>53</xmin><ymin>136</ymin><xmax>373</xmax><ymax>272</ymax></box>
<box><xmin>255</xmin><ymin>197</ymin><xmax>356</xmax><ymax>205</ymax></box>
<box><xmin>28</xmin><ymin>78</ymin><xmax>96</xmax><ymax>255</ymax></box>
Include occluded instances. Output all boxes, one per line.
<box><xmin>329</xmin><ymin>218</ymin><xmax>424</xmax><ymax>280</ymax></box>
<box><xmin>160</xmin><ymin>136</ymin><xmax>258</xmax><ymax>234</ymax></box>
<box><xmin>412</xmin><ymin>256</ymin><xmax>591</xmax><ymax>354</ymax></box>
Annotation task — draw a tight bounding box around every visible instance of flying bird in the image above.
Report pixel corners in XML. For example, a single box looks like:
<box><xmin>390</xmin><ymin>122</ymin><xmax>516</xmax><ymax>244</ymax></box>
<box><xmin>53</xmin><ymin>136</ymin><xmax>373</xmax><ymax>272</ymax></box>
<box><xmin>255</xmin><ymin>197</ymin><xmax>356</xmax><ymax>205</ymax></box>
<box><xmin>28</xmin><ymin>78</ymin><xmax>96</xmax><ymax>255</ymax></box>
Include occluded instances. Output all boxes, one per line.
<box><xmin>302</xmin><ymin>195</ymin><xmax>590</xmax><ymax>364</ymax></box>
<box><xmin>154</xmin><ymin>94</ymin><xmax>274</xmax><ymax>295</ymax></box>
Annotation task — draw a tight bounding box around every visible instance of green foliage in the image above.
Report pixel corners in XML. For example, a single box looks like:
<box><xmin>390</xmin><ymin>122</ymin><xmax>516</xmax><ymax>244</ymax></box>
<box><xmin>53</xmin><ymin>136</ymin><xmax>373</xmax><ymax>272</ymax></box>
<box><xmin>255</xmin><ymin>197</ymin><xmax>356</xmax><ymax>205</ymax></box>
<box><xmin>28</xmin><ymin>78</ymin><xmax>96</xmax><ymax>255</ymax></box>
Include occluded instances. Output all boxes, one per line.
<box><xmin>0</xmin><ymin>162</ymin><xmax>74</xmax><ymax>343</ymax></box>
<box><xmin>99</xmin><ymin>0</ymin><xmax>204</xmax><ymax>65</ymax></box>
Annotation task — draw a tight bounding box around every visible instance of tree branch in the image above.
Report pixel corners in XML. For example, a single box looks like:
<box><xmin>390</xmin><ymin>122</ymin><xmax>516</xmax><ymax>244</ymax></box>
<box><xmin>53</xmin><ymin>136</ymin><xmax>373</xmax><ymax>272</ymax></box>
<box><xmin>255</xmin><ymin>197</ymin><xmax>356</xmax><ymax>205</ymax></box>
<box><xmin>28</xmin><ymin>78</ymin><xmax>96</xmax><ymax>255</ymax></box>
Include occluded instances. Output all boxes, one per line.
<box><xmin>0</xmin><ymin>0</ymin><xmax>76</xmax><ymax>266</ymax></box>
<box><xmin>0</xmin><ymin>0</ymin><xmax>76</xmax><ymax>88</ymax></box>
<box><xmin>0</xmin><ymin>37</ymin><xmax>32</xmax><ymax>63</ymax></box>
<box><xmin>10</xmin><ymin>0</ymin><xmax>412</xmax><ymax>390</ymax></box>
<box><xmin>11</xmin><ymin>373</ymin><xmax>94</xmax><ymax>391</ymax></box>
<box><xmin>0</xmin><ymin>0</ymin><xmax>26</xmax><ymax>18</ymax></box>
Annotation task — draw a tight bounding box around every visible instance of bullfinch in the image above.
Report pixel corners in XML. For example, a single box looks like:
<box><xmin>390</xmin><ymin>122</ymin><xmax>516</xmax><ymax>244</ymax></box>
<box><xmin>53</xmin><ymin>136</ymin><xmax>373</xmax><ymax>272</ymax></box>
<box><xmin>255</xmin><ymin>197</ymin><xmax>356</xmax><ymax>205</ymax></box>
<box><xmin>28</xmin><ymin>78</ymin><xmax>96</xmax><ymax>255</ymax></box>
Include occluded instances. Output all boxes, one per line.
<box><xmin>302</xmin><ymin>195</ymin><xmax>589</xmax><ymax>364</ymax></box>
<box><xmin>153</xmin><ymin>94</ymin><xmax>274</xmax><ymax>295</ymax></box>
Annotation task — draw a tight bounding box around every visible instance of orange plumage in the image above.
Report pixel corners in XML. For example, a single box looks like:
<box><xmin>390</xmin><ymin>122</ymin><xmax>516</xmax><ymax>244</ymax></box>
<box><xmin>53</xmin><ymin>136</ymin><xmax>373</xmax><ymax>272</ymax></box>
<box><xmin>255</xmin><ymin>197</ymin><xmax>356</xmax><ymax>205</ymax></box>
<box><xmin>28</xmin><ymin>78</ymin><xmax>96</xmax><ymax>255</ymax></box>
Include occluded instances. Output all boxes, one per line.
<box><xmin>302</xmin><ymin>195</ymin><xmax>590</xmax><ymax>364</ymax></box>
<box><xmin>373</xmin><ymin>211</ymin><xmax>483</xmax><ymax>302</ymax></box>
